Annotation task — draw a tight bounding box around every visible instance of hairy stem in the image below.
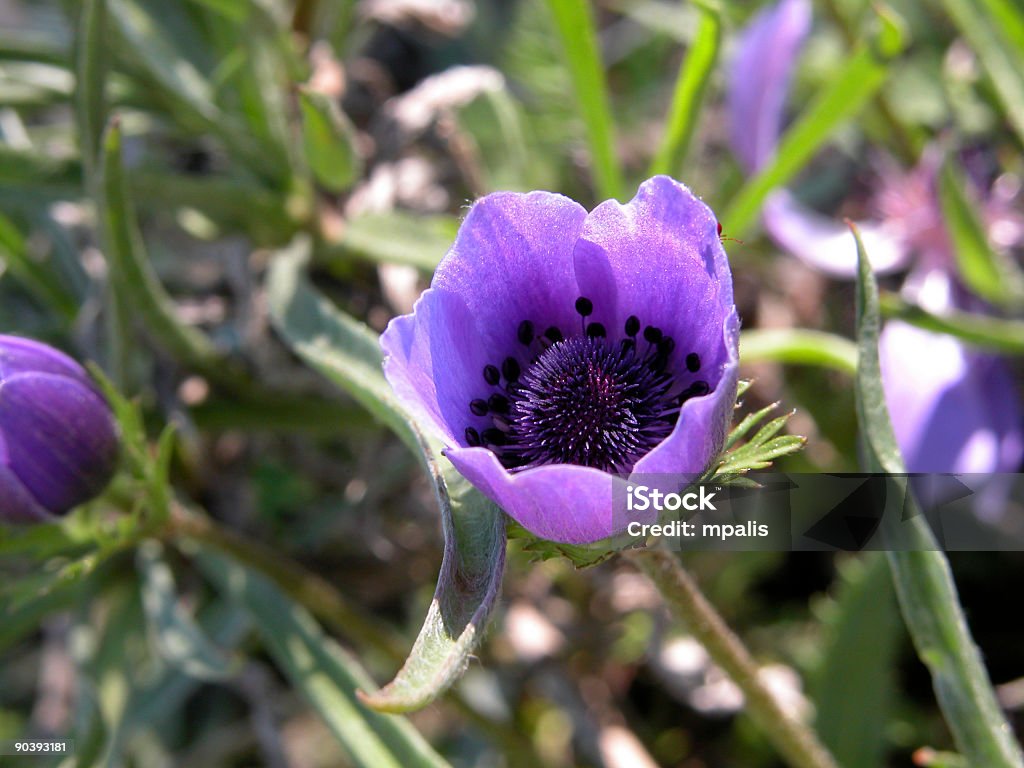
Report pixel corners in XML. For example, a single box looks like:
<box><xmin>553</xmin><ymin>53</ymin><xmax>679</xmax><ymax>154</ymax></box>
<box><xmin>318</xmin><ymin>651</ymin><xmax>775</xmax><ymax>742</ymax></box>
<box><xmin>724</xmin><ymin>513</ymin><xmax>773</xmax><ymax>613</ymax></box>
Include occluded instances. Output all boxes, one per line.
<box><xmin>624</xmin><ymin>547</ymin><xmax>840</xmax><ymax>768</ymax></box>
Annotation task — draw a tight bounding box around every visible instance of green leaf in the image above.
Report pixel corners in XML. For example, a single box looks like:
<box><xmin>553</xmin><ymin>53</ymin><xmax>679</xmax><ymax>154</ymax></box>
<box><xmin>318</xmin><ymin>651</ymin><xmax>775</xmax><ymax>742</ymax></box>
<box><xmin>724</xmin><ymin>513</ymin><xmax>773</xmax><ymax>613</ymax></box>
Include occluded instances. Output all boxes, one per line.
<box><xmin>938</xmin><ymin>159</ymin><xmax>1024</xmax><ymax>309</ymax></box>
<box><xmin>266</xmin><ymin>236</ymin><xmax>417</xmax><ymax>449</ymax></box>
<box><xmin>299</xmin><ymin>87</ymin><xmax>363</xmax><ymax>193</ymax></box>
<box><xmin>740</xmin><ymin>329</ymin><xmax>858</xmax><ymax>376</ymax></box>
<box><xmin>813</xmin><ymin>554</ymin><xmax>901</xmax><ymax>768</ymax></box>
<box><xmin>0</xmin><ymin>211</ymin><xmax>80</xmax><ymax>317</ymax></box>
<box><xmin>267</xmin><ymin>239</ymin><xmax>507</xmax><ymax>712</ymax></box>
<box><xmin>137</xmin><ymin>541</ymin><xmax>239</xmax><ymax>680</ymax></box>
<box><xmin>0</xmin><ymin>143</ymin><xmax>81</xmax><ymax>194</ymax></box>
<box><xmin>198</xmin><ymin>551</ymin><xmax>452</xmax><ymax>768</ymax></box>
<box><xmin>936</xmin><ymin>0</ymin><xmax>1024</xmax><ymax>148</ymax></box>
<box><xmin>648</xmin><ymin>3</ymin><xmax>720</xmax><ymax>177</ymax></box>
<box><xmin>544</xmin><ymin>0</ymin><xmax>624</xmax><ymax>200</ymax></box>
<box><xmin>98</xmin><ymin>119</ymin><xmax>227</xmax><ymax>377</ymax></box>
<box><xmin>723</xmin><ymin>10</ymin><xmax>905</xmax><ymax>237</ymax></box>
<box><xmin>75</xmin><ymin>0</ymin><xmax>109</xmax><ymax>180</ymax></box>
<box><xmin>324</xmin><ymin>212</ymin><xmax>458</xmax><ymax>272</ymax></box>
<box><xmin>852</xmin><ymin>222</ymin><xmax>1024</xmax><ymax>768</ymax></box>
<box><xmin>879</xmin><ymin>292</ymin><xmax>1024</xmax><ymax>354</ymax></box>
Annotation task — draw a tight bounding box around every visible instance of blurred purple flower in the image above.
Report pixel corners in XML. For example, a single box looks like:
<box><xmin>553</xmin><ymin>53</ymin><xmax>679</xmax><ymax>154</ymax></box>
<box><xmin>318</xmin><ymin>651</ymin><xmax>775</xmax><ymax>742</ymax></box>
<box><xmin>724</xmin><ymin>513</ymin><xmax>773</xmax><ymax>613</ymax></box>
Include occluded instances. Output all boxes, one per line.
<box><xmin>381</xmin><ymin>176</ymin><xmax>740</xmax><ymax>543</ymax></box>
<box><xmin>728</xmin><ymin>0</ymin><xmax>1024</xmax><ymax>477</ymax></box>
<box><xmin>0</xmin><ymin>336</ymin><xmax>119</xmax><ymax>523</ymax></box>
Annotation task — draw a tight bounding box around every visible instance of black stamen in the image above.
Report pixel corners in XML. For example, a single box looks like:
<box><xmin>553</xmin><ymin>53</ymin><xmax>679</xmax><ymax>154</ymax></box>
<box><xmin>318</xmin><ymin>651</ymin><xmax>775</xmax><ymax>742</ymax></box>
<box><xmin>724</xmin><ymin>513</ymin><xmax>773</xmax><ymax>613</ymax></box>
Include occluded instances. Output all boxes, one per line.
<box><xmin>465</xmin><ymin>427</ymin><xmax>481</xmax><ymax>446</ymax></box>
<box><xmin>517</xmin><ymin>320</ymin><xmax>534</xmax><ymax>346</ymax></box>
<box><xmin>502</xmin><ymin>357</ymin><xmax>521</xmax><ymax>382</ymax></box>
<box><xmin>470</xmin><ymin>399</ymin><xmax>489</xmax><ymax>416</ymax></box>
<box><xmin>586</xmin><ymin>322</ymin><xmax>606</xmax><ymax>338</ymax></box>
<box><xmin>681</xmin><ymin>380</ymin><xmax>710</xmax><ymax>400</ymax></box>
<box><xmin>544</xmin><ymin>326</ymin><xmax>564</xmax><ymax>343</ymax></box>
<box><xmin>625</xmin><ymin>315</ymin><xmax>640</xmax><ymax>336</ymax></box>
<box><xmin>482</xmin><ymin>428</ymin><xmax>508</xmax><ymax>446</ymax></box>
<box><xmin>658</xmin><ymin>337</ymin><xmax>676</xmax><ymax>357</ymax></box>
<box><xmin>686</xmin><ymin>352</ymin><xmax>701</xmax><ymax>373</ymax></box>
<box><xmin>488</xmin><ymin>394</ymin><xmax>510</xmax><ymax>414</ymax></box>
<box><xmin>483</xmin><ymin>365</ymin><xmax>500</xmax><ymax>386</ymax></box>
<box><xmin>575</xmin><ymin>297</ymin><xmax>594</xmax><ymax>317</ymax></box>
<box><xmin>643</xmin><ymin>326</ymin><xmax>663</xmax><ymax>344</ymax></box>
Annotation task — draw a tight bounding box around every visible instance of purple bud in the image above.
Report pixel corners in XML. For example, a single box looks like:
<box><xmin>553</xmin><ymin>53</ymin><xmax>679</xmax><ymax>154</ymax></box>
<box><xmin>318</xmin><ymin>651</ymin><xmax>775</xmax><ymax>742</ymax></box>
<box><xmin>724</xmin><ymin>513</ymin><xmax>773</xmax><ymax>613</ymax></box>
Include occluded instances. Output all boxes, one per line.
<box><xmin>0</xmin><ymin>335</ymin><xmax>119</xmax><ymax>523</ymax></box>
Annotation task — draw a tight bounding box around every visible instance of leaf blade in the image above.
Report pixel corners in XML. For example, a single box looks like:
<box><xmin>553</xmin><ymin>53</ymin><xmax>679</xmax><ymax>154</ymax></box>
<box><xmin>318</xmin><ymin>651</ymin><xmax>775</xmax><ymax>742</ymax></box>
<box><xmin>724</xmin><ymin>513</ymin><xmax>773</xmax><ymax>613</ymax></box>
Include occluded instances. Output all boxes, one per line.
<box><xmin>852</xmin><ymin>222</ymin><xmax>1024</xmax><ymax>768</ymax></box>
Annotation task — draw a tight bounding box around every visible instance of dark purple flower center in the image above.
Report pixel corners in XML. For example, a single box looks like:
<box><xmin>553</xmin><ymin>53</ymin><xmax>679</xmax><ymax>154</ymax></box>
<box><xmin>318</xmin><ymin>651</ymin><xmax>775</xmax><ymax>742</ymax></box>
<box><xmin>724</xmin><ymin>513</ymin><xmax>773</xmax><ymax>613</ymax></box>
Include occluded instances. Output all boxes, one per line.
<box><xmin>464</xmin><ymin>297</ymin><xmax>711</xmax><ymax>473</ymax></box>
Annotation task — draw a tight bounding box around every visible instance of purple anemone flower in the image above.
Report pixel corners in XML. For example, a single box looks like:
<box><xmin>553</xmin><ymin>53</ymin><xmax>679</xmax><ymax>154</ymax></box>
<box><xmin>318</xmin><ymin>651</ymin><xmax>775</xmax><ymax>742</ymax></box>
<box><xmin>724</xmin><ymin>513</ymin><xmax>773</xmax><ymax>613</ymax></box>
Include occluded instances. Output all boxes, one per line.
<box><xmin>728</xmin><ymin>0</ymin><xmax>1024</xmax><ymax>479</ymax></box>
<box><xmin>0</xmin><ymin>335</ymin><xmax>120</xmax><ymax>523</ymax></box>
<box><xmin>381</xmin><ymin>176</ymin><xmax>740</xmax><ymax>544</ymax></box>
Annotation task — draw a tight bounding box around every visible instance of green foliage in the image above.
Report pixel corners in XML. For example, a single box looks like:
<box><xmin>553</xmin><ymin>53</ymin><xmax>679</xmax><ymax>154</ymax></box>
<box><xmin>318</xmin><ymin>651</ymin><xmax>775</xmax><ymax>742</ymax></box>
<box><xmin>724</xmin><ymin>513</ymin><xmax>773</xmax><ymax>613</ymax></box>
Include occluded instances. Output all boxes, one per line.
<box><xmin>853</xmin><ymin>224</ymin><xmax>1024</xmax><ymax>768</ymax></box>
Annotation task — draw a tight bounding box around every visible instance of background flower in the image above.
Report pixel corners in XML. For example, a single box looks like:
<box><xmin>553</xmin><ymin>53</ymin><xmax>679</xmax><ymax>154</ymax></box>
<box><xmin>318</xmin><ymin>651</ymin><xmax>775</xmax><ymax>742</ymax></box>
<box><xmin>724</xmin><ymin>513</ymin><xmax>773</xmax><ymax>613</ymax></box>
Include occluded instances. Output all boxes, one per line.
<box><xmin>382</xmin><ymin>176</ymin><xmax>740</xmax><ymax>543</ymax></box>
<box><xmin>728</xmin><ymin>0</ymin><xmax>1024</xmax><ymax>479</ymax></box>
<box><xmin>0</xmin><ymin>335</ymin><xmax>119</xmax><ymax>523</ymax></box>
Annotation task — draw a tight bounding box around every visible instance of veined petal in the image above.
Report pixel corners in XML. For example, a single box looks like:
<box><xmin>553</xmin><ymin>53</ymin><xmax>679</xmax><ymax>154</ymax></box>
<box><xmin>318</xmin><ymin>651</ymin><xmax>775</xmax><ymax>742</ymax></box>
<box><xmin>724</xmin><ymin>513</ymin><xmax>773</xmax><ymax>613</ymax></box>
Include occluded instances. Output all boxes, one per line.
<box><xmin>382</xmin><ymin>288</ymin><xmax>493</xmax><ymax>446</ymax></box>
<box><xmin>431</xmin><ymin>191</ymin><xmax>589</xmax><ymax>353</ymax></box>
<box><xmin>0</xmin><ymin>372</ymin><xmax>119</xmax><ymax>515</ymax></box>
<box><xmin>445</xmin><ymin>446</ymin><xmax>645</xmax><ymax>544</ymax></box>
<box><xmin>633</xmin><ymin>310</ymin><xmax>740</xmax><ymax>475</ymax></box>
<box><xmin>573</xmin><ymin>176</ymin><xmax>735</xmax><ymax>381</ymax></box>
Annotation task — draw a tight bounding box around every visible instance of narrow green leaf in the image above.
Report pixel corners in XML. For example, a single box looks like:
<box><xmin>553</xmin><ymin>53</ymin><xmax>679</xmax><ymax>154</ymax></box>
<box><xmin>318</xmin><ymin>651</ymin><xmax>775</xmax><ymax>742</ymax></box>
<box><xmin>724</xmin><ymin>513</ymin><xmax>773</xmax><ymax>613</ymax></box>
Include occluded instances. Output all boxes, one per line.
<box><xmin>137</xmin><ymin>541</ymin><xmax>239</xmax><ymax>680</ymax></box>
<box><xmin>716</xmin><ymin>434</ymin><xmax>805</xmax><ymax>473</ymax></box>
<box><xmin>937</xmin><ymin>0</ymin><xmax>1024</xmax><ymax>148</ymax></box>
<box><xmin>0</xmin><ymin>211</ymin><xmax>79</xmax><ymax>317</ymax></box>
<box><xmin>0</xmin><ymin>35</ymin><xmax>68</xmax><ymax>66</ymax></box>
<box><xmin>299</xmin><ymin>87</ymin><xmax>363</xmax><ymax>193</ymax></box>
<box><xmin>324</xmin><ymin>212</ymin><xmax>458</xmax><ymax>272</ymax></box>
<box><xmin>544</xmin><ymin>0</ymin><xmax>625</xmax><ymax>200</ymax></box>
<box><xmin>726</xmin><ymin>400</ymin><xmax>782</xmax><ymax>451</ymax></box>
<box><xmin>853</xmin><ymin>222</ymin><xmax>1024</xmax><ymax>768</ymax></box>
<box><xmin>938</xmin><ymin>159</ymin><xmax>1024</xmax><ymax>309</ymax></box>
<box><xmin>99</xmin><ymin>118</ymin><xmax>226</xmax><ymax>375</ymax></box>
<box><xmin>198</xmin><ymin>551</ymin><xmax>452</xmax><ymax>768</ymax></box>
<box><xmin>648</xmin><ymin>4</ymin><xmax>720</xmax><ymax>177</ymax></box>
<box><xmin>978</xmin><ymin>0</ymin><xmax>1024</xmax><ymax>54</ymax></box>
<box><xmin>75</xmin><ymin>0</ymin><xmax>108</xmax><ymax>179</ymax></box>
<box><xmin>266</xmin><ymin>236</ymin><xmax>417</xmax><ymax>449</ymax></box>
<box><xmin>740</xmin><ymin>329</ymin><xmax>858</xmax><ymax>376</ymax></box>
<box><xmin>814</xmin><ymin>554</ymin><xmax>901</xmax><ymax>768</ymax></box>
<box><xmin>723</xmin><ymin>12</ymin><xmax>905</xmax><ymax>237</ymax></box>
<box><xmin>879</xmin><ymin>292</ymin><xmax>1024</xmax><ymax>354</ymax></box>
<box><xmin>0</xmin><ymin>143</ymin><xmax>81</xmax><ymax>192</ymax></box>
<box><xmin>107</xmin><ymin>0</ymin><xmax>273</xmax><ymax>180</ymax></box>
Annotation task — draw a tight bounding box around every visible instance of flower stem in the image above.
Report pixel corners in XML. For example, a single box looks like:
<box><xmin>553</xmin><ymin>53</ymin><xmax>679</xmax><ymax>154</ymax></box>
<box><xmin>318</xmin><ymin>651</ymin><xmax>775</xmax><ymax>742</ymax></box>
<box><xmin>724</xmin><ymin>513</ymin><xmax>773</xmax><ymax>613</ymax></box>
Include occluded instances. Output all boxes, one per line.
<box><xmin>623</xmin><ymin>548</ymin><xmax>840</xmax><ymax>768</ymax></box>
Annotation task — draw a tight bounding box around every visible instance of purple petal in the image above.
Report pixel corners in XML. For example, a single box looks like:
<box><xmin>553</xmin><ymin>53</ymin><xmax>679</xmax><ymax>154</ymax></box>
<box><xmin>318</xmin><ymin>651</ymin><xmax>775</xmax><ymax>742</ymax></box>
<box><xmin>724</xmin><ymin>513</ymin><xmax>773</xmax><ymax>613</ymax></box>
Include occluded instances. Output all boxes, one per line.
<box><xmin>0</xmin><ymin>458</ymin><xmax>54</xmax><ymax>523</ymax></box>
<box><xmin>382</xmin><ymin>288</ymin><xmax>493</xmax><ymax>446</ymax></box>
<box><xmin>880</xmin><ymin>321</ymin><xmax>1024</xmax><ymax>474</ymax></box>
<box><xmin>445</xmin><ymin>446</ymin><xmax>647</xmax><ymax>544</ymax></box>
<box><xmin>633</xmin><ymin>310</ymin><xmax>740</xmax><ymax>475</ymax></box>
<box><xmin>762</xmin><ymin>191</ymin><xmax>911</xmax><ymax>275</ymax></box>
<box><xmin>0</xmin><ymin>372</ymin><xmax>119</xmax><ymax>515</ymax></box>
<box><xmin>727</xmin><ymin>0</ymin><xmax>812</xmax><ymax>172</ymax></box>
<box><xmin>0</xmin><ymin>334</ymin><xmax>95</xmax><ymax>389</ymax></box>
<box><xmin>573</xmin><ymin>176</ymin><xmax>736</xmax><ymax>381</ymax></box>
<box><xmin>430</xmin><ymin>191</ymin><xmax>589</xmax><ymax>353</ymax></box>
